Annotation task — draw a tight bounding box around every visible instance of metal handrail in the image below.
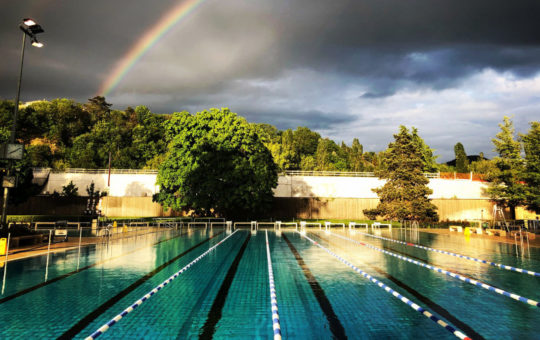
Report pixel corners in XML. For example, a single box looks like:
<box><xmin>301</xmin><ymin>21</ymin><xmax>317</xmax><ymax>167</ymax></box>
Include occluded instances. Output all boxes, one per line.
<box><xmin>33</xmin><ymin>167</ymin><xmax>158</xmax><ymax>175</ymax></box>
<box><xmin>34</xmin><ymin>168</ymin><xmax>446</xmax><ymax>179</ymax></box>
<box><xmin>281</xmin><ymin>170</ymin><xmax>440</xmax><ymax>178</ymax></box>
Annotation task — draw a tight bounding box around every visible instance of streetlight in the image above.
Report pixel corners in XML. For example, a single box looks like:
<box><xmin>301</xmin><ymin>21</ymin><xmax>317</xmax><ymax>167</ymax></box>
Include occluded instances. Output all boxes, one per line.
<box><xmin>1</xmin><ymin>18</ymin><xmax>45</xmax><ymax>229</ymax></box>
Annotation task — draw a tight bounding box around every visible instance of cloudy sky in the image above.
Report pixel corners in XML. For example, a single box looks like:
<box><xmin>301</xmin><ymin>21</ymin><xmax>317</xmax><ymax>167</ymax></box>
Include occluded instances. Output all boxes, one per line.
<box><xmin>1</xmin><ymin>0</ymin><xmax>540</xmax><ymax>161</ymax></box>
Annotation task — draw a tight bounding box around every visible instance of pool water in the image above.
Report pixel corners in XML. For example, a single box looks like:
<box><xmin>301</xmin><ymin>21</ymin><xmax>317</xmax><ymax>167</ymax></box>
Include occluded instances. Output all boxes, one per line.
<box><xmin>0</xmin><ymin>227</ymin><xmax>538</xmax><ymax>339</ymax></box>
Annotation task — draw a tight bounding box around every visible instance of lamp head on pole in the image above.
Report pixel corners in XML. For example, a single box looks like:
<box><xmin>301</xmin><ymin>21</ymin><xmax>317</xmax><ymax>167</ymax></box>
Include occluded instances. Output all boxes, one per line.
<box><xmin>31</xmin><ymin>38</ymin><xmax>43</xmax><ymax>48</ymax></box>
<box><xmin>20</xmin><ymin>17</ymin><xmax>44</xmax><ymax>41</ymax></box>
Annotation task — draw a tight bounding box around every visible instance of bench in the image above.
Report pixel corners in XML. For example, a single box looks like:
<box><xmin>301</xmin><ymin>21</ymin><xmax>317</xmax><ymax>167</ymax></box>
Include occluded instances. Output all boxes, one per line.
<box><xmin>485</xmin><ymin>229</ymin><xmax>506</xmax><ymax>237</ymax></box>
<box><xmin>449</xmin><ymin>226</ymin><xmax>463</xmax><ymax>232</ymax></box>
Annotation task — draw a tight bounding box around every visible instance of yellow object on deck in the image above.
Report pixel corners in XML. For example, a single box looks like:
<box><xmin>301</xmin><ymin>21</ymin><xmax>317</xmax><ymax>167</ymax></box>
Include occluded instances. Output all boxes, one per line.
<box><xmin>0</xmin><ymin>238</ymin><xmax>6</xmax><ymax>256</ymax></box>
<box><xmin>464</xmin><ymin>227</ymin><xmax>471</xmax><ymax>236</ymax></box>
<box><xmin>123</xmin><ymin>225</ymin><xmax>128</xmax><ymax>233</ymax></box>
<box><xmin>113</xmin><ymin>221</ymin><xmax>118</xmax><ymax>229</ymax></box>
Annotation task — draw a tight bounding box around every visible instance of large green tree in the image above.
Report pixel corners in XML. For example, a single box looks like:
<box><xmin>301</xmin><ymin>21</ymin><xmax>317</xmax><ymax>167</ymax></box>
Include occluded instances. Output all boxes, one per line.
<box><xmin>364</xmin><ymin>126</ymin><xmax>438</xmax><ymax>221</ymax></box>
<box><xmin>487</xmin><ymin>117</ymin><xmax>526</xmax><ymax>219</ymax></box>
<box><xmin>454</xmin><ymin>142</ymin><xmax>469</xmax><ymax>173</ymax></box>
<box><xmin>154</xmin><ymin>108</ymin><xmax>278</xmax><ymax>218</ymax></box>
<box><xmin>521</xmin><ymin>121</ymin><xmax>540</xmax><ymax>213</ymax></box>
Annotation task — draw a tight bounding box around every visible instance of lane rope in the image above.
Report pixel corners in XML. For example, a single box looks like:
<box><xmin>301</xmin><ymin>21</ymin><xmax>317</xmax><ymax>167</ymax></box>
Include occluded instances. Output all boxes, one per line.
<box><xmin>327</xmin><ymin>231</ymin><xmax>539</xmax><ymax>308</ymax></box>
<box><xmin>351</xmin><ymin>229</ymin><xmax>540</xmax><ymax>277</ymax></box>
<box><xmin>266</xmin><ymin>231</ymin><xmax>282</xmax><ymax>340</ymax></box>
<box><xmin>296</xmin><ymin>231</ymin><xmax>472</xmax><ymax>340</ymax></box>
<box><xmin>85</xmin><ymin>230</ymin><xmax>240</xmax><ymax>340</ymax></box>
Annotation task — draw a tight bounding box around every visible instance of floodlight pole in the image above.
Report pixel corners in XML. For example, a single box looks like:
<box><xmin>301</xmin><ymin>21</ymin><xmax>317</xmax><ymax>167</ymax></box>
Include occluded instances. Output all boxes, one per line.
<box><xmin>1</xmin><ymin>19</ymin><xmax>43</xmax><ymax>230</ymax></box>
<box><xmin>1</xmin><ymin>32</ymin><xmax>28</xmax><ymax>229</ymax></box>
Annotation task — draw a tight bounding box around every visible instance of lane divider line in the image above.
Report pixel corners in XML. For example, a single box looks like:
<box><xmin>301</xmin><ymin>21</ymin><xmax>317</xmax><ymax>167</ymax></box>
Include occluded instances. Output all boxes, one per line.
<box><xmin>328</xmin><ymin>231</ymin><xmax>539</xmax><ymax>308</ymax></box>
<box><xmin>85</xmin><ymin>230</ymin><xmax>239</xmax><ymax>340</ymax></box>
<box><xmin>296</xmin><ymin>231</ymin><xmax>471</xmax><ymax>340</ymax></box>
<box><xmin>352</xmin><ymin>230</ymin><xmax>540</xmax><ymax>277</ymax></box>
<box><xmin>266</xmin><ymin>231</ymin><xmax>282</xmax><ymax>340</ymax></box>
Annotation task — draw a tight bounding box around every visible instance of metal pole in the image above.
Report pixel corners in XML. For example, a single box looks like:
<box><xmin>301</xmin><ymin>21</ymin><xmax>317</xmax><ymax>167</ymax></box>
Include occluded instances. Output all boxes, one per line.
<box><xmin>77</xmin><ymin>227</ymin><xmax>82</xmax><ymax>270</ymax></box>
<box><xmin>2</xmin><ymin>233</ymin><xmax>11</xmax><ymax>295</ymax></box>
<box><xmin>107</xmin><ymin>151</ymin><xmax>111</xmax><ymax>187</ymax></box>
<box><xmin>1</xmin><ymin>33</ymin><xmax>27</xmax><ymax>229</ymax></box>
<box><xmin>45</xmin><ymin>230</ymin><xmax>52</xmax><ymax>281</ymax></box>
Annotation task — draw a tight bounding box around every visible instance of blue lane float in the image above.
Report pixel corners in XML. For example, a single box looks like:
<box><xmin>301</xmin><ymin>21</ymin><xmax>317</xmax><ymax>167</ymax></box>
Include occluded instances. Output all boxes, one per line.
<box><xmin>265</xmin><ymin>231</ymin><xmax>282</xmax><ymax>340</ymax></box>
<box><xmin>352</xmin><ymin>229</ymin><xmax>540</xmax><ymax>277</ymax></box>
<box><xmin>327</xmin><ymin>231</ymin><xmax>539</xmax><ymax>308</ymax></box>
<box><xmin>85</xmin><ymin>230</ymin><xmax>240</xmax><ymax>340</ymax></box>
<box><xmin>296</xmin><ymin>231</ymin><xmax>472</xmax><ymax>340</ymax></box>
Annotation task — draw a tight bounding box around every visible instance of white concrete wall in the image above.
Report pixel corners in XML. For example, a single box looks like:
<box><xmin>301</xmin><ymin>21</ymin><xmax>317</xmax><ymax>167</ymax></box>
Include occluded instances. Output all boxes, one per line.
<box><xmin>42</xmin><ymin>172</ymin><xmax>158</xmax><ymax>197</ymax></box>
<box><xmin>39</xmin><ymin>171</ymin><xmax>489</xmax><ymax>199</ymax></box>
<box><xmin>276</xmin><ymin>176</ymin><xmax>488</xmax><ymax>199</ymax></box>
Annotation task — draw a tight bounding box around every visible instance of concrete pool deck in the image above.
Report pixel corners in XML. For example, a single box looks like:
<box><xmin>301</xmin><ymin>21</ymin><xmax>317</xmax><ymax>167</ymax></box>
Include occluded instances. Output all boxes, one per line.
<box><xmin>1</xmin><ymin>228</ymin><xmax>168</xmax><ymax>263</ymax></box>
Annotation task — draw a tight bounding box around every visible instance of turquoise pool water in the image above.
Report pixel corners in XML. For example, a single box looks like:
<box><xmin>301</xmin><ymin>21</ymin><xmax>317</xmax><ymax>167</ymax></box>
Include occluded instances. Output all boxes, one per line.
<box><xmin>0</xmin><ymin>227</ymin><xmax>538</xmax><ymax>339</ymax></box>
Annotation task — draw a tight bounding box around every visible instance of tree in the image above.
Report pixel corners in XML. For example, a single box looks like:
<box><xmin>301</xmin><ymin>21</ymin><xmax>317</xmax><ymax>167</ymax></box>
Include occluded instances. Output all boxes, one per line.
<box><xmin>349</xmin><ymin>138</ymin><xmax>363</xmax><ymax>172</ymax></box>
<box><xmin>487</xmin><ymin>117</ymin><xmax>526</xmax><ymax>219</ymax></box>
<box><xmin>364</xmin><ymin>126</ymin><xmax>438</xmax><ymax>221</ymax></box>
<box><xmin>293</xmin><ymin>127</ymin><xmax>320</xmax><ymax>157</ymax></box>
<box><xmin>412</xmin><ymin>128</ymin><xmax>438</xmax><ymax>172</ymax></box>
<box><xmin>61</xmin><ymin>181</ymin><xmax>79</xmax><ymax>197</ymax></box>
<box><xmin>454</xmin><ymin>142</ymin><xmax>469</xmax><ymax>173</ymax></box>
<box><xmin>83</xmin><ymin>96</ymin><xmax>112</xmax><ymax>123</ymax></box>
<box><xmin>154</xmin><ymin>108</ymin><xmax>278</xmax><ymax>219</ymax></box>
<box><xmin>315</xmin><ymin>138</ymin><xmax>339</xmax><ymax>170</ymax></box>
<box><xmin>275</xmin><ymin>129</ymin><xmax>299</xmax><ymax>170</ymax></box>
<box><xmin>521</xmin><ymin>121</ymin><xmax>540</xmax><ymax>213</ymax></box>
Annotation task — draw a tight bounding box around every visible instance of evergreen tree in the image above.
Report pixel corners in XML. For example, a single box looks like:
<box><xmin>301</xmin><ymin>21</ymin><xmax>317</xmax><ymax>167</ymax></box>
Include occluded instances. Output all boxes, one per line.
<box><xmin>412</xmin><ymin>128</ymin><xmax>438</xmax><ymax>172</ymax></box>
<box><xmin>83</xmin><ymin>96</ymin><xmax>112</xmax><ymax>123</ymax></box>
<box><xmin>364</xmin><ymin>126</ymin><xmax>438</xmax><ymax>221</ymax></box>
<box><xmin>521</xmin><ymin>121</ymin><xmax>540</xmax><ymax>213</ymax></box>
<box><xmin>454</xmin><ymin>142</ymin><xmax>469</xmax><ymax>173</ymax></box>
<box><xmin>350</xmin><ymin>138</ymin><xmax>363</xmax><ymax>172</ymax></box>
<box><xmin>487</xmin><ymin>116</ymin><xmax>526</xmax><ymax>219</ymax></box>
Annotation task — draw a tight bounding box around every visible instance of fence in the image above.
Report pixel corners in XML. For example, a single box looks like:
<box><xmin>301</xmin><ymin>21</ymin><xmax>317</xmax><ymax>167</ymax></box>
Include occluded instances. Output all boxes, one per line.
<box><xmin>281</xmin><ymin>170</ymin><xmax>440</xmax><ymax>178</ymax></box>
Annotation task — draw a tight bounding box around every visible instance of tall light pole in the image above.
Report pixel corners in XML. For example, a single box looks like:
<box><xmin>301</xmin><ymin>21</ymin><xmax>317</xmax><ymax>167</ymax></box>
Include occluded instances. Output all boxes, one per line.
<box><xmin>1</xmin><ymin>18</ymin><xmax>44</xmax><ymax>229</ymax></box>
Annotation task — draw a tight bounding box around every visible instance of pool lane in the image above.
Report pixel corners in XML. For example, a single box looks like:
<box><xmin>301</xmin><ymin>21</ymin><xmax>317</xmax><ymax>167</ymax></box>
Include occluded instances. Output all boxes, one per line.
<box><xmin>311</xmin><ymin>232</ymin><xmax>484</xmax><ymax>340</ymax></box>
<box><xmin>267</xmin><ymin>231</ymin><xmax>335</xmax><ymax>339</ymax></box>
<box><xmin>283</xmin><ymin>231</ymin><xmax>454</xmax><ymax>339</ymax></box>
<box><xmin>0</xmin><ymin>229</ymin><xmax>222</xmax><ymax>339</ymax></box>
<box><xmin>282</xmin><ymin>233</ymin><xmax>348</xmax><ymax>339</ymax></box>
<box><xmin>341</xmin><ymin>229</ymin><xmax>540</xmax><ymax>303</ymax></box>
<box><xmin>308</xmin><ymin>230</ymin><xmax>540</xmax><ymax>339</ymax></box>
<box><xmin>0</xmin><ymin>229</ymin><xmax>186</xmax><ymax>304</ymax></box>
<box><xmin>79</xmin><ymin>230</ymin><xmax>250</xmax><ymax>339</ymax></box>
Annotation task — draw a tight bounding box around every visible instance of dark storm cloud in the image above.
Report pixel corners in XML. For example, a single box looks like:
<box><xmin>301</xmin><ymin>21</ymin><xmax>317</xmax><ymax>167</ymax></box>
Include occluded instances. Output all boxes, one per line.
<box><xmin>2</xmin><ymin>0</ymin><xmax>540</xmax><ymax>159</ymax></box>
<box><xmin>239</xmin><ymin>108</ymin><xmax>358</xmax><ymax>131</ymax></box>
<box><xmin>3</xmin><ymin>0</ymin><xmax>540</xmax><ymax>101</ymax></box>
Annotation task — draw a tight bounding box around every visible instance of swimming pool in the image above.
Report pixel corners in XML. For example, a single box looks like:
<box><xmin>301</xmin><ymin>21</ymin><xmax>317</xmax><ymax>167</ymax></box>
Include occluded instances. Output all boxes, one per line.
<box><xmin>0</xmin><ymin>227</ymin><xmax>538</xmax><ymax>339</ymax></box>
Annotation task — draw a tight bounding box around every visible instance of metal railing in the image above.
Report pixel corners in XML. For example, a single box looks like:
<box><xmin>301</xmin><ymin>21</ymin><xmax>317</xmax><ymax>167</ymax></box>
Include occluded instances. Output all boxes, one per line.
<box><xmin>35</xmin><ymin>168</ymin><xmax>487</xmax><ymax>181</ymax></box>
<box><xmin>33</xmin><ymin>168</ymin><xmax>158</xmax><ymax>175</ymax></box>
<box><xmin>281</xmin><ymin>170</ymin><xmax>440</xmax><ymax>178</ymax></box>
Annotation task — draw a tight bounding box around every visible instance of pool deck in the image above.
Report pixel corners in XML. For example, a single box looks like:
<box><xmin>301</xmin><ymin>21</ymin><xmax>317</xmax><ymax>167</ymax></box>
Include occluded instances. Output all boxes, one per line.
<box><xmin>2</xmin><ymin>238</ymin><xmax>100</xmax><ymax>262</ymax></box>
<box><xmin>1</xmin><ymin>229</ymin><xmax>166</xmax><ymax>262</ymax></box>
<box><xmin>422</xmin><ymin>228</ymin><xmax>540</xmax><ymax>247</ymax></box>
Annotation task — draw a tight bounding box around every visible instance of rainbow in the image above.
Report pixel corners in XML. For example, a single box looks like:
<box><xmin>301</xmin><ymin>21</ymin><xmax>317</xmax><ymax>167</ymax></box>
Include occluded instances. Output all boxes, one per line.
<box><xmin>98</xmin><ymin>0</ymin><xmax>208</xmax><ymax>96</ymax></box>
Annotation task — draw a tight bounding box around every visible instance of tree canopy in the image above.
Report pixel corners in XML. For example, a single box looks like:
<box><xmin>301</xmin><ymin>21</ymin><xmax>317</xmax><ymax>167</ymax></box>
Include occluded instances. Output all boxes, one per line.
<box><xmin>521</xmin><ymin>121</ymin><xmax>540</xmax><ymax>213</ymax></box>
<box><xmin>153</xmin><ymin>108</ymin><xmax>278</xmax><ymax>219</ymax></box>
<box><xmin>364</xmin><ymin>126</ymin><xmax>438</xmax><ymax>221</ymax></box>
<box><xmin>486</xmin><ymin>117</ymin><xmax>527</xmax><ymax>219</ymax></box>
<box><xmin>454</xmin><ymin>142</ymin><xmax>469</xmax><ymax>173</ymax></box>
